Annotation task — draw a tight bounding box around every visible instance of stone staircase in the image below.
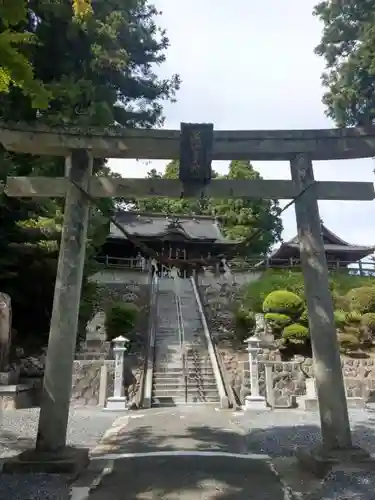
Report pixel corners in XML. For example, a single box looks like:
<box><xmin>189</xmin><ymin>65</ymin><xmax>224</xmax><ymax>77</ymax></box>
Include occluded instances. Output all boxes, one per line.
<box><xmin>152</xmin><ymin>277</ymin><xmax>220</xmax><ymax>407</ymax></box>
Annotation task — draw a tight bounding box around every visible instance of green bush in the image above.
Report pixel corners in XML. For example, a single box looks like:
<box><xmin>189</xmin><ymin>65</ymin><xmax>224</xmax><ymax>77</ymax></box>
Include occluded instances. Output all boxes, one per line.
<box><xmin>337</xmin><ymin>332</ymin><xmax>360</xmax><ymax>350</ymax></box>
<box><xmin>332</xmin><ymin>292</ymin><xmax>350</xmax><ymax>311</ymax></box>
<box><xmin>241</xmin><ymin>270</ymin><xmax>305</xmax><ymax>313</ymax></box>
<box><xmin>105</xmin><ymin>302</ymin><xmax>139</xmax><ymax>342</ymax></box>
<box><xmin>361</xmin><ymin>312</ymin><xmax>375</xmax><ymax>334</ymax></box>
<box><xmin>300</xmin><ymin>309</ymin><xmax>309</xmax><ymax>325</ymax></box>
<box><xmin>334</xmin><ymin>309</ymin><xmax>347</xmax><ymax>329</ymax></box>
<box><xmin>345</xmin><ymin>310</ymin><xmax>362</xmax><ymax>325</ymax></box>
<box><xmin>240</xmin><ymin>269</ymin><xmax>375</xmax><ymax>314</ymax></box>
<box><xmin>263</xmin><ymin>290</ymin><xmax>304</xmax><ymax>317</ymax></box>
<box><xmin>346</xmin><ymin>286</ymin><xmax>375</xmax><ymax>314</ymax></box>
<box><xmin>343</xmin><ymin>326</ymin><xmax>362</xmax><ymax>339</ymax></box>
<box><xmin>282</xmin><ymin>323</ymin><xmax>309</xmax><ymax>343</ymax></box>
<box><xmin>264</xmin><ymin>312</ymin><xmax>292</xmax><ymax>329</ymax></box>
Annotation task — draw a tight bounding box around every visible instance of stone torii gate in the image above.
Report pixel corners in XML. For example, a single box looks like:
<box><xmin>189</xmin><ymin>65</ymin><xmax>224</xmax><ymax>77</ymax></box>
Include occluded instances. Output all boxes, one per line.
<box><xmin>1</xmin><ymin>120</ymin><xmax>375</xmax><ymax>472</ymax></box>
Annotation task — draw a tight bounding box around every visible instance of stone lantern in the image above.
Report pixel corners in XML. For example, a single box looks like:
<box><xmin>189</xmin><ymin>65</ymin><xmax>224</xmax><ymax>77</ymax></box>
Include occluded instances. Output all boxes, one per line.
<box><xmin>105</xmin><ymin>335</ymin><xmax>130</xmax><ymax>411</ymax></box>
<box><xmin>243</xmin><ymin>335</ymin><xmax>268</xmax><ymax>411</ymax></box>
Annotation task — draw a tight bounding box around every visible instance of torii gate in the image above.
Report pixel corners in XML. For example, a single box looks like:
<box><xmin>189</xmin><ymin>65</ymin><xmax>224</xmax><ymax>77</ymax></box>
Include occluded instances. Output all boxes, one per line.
<box><xmin>1</xmin><ymin>120</ymin><xmax>375</xmax><ymax>472</ymax></box>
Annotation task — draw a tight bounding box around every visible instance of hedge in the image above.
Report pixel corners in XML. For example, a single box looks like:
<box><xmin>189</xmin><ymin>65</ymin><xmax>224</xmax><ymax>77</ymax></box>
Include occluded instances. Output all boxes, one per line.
<box><xmin>346</xmin><ymin>286</ymin><xmax>375</xmax><ymax>314</ymax></box>
<box><xmin>263</xmin><ymin>290</ymin><xmax>304</xmax><ymax>317</ymax></box>
<box><xmin>361</xmin><ymin>312</ymin><xmax>375</xmax><ymax>334</ymax></box>
<box><xmin>264</xmin><ymin>312</ymin><xmax>292</xmax><ymax>329</ymax></box>
<box><xmin>282</xmin><ymin>323</ymin><xmax>309</xmax><ymax>343</ymax></box>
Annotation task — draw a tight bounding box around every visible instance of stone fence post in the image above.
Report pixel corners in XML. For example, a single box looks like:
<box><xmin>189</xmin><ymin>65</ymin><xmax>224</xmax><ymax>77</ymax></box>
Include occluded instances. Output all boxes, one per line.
<box><xmin>105</xmin><ymin>336</ymin><xmax>129</xmax><ymax>411</ymax></box>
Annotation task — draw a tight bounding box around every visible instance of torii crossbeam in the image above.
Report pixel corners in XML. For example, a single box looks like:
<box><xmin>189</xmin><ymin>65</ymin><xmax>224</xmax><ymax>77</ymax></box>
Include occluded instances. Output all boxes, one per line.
<box><xmin>2</xmin><ymin>120</ymin><xmax>375</xmax><ymax>473</ymax></box>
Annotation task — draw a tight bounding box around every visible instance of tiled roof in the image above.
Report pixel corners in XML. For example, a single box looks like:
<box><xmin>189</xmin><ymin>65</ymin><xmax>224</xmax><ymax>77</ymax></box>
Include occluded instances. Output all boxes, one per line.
<box><xmin>108</xmin><ymin>211</ymin><xmax>233</xmax><ymax>242</ymax></box>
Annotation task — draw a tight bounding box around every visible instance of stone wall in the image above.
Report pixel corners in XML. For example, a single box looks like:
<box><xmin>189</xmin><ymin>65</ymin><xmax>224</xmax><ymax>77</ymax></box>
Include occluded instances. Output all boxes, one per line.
<box><xmin>220</xmin><ymin>348</ymin><xmax>375</xmax><ymax>406</ymax></box>
<box><xmin>70</xmin><ymin>352</ymin><xmax>146</xmax><ymax>407</ymax></box>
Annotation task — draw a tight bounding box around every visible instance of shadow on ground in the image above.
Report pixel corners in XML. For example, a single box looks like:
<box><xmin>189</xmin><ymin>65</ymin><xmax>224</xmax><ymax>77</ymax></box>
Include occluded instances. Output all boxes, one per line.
<box><xmin>89</xmin><ymin>455</ymin><xmax>287</xmax><ymax>500</ymax></box>
<box><xmin>93</xmin><ymin>420</ymin><xmax>375</xmax><ymax>458</ymax></box>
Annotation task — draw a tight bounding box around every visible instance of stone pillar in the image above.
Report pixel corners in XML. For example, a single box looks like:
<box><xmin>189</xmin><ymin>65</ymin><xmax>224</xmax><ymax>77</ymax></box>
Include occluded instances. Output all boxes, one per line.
<box><xmin>36</xmin><ymin>150</ymin><xmax>93</xmax><ymax>453</ymax></box>
<box><xmin>290</xmin><ymin>153</ymin><xmax>351</xmax><ymax>450</ymax></box>
<box><xmin>106</xmin><ymin>336</ymin><xmax>129</xmax><ymax>411</ymax></box>
<box><xmin>0</xmin><ymin>292</ymin><xmax>12</xmax><ymax>373</ymax></box>
<box><xmin>243</xmin><ymin>336</ymin><xmax>267</xmax><ymax>410</ymax></box>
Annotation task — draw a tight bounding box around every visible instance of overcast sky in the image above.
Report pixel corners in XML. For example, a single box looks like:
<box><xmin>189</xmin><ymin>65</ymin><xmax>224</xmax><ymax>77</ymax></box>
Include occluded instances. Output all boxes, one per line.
<box><xmin>108</xmin><ymin>0</ymin><xmax>375</xmax><ymax>247</ymax></box>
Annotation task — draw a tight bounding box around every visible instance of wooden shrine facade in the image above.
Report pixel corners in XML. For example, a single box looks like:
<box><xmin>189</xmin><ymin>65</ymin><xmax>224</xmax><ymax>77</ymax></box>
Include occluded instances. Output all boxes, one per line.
<box><xmin>98</xmin><ymin>211</ymin><xmax>238</xmax><ymax>267</ymax></box>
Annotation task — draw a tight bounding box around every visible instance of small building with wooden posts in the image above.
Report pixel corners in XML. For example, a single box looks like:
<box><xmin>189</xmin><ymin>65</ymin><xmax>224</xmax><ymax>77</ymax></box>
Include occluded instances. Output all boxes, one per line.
<box><xmin>265</xmin><ymin>223</ymin><xmax>375</xmax><ymax>270</ymax></box>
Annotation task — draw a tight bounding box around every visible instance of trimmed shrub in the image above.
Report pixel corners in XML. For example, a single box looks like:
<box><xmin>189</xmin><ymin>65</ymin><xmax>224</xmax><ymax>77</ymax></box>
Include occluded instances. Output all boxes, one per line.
<box><xmin>343</xmin><ymin>326</ymin><xmax>362</xmax><ymax>339</ymax></box>
<box><xmin>334</xmin><ymin>309</ymin><xmax>347</xmax><ymax>329</ymax></box>
<box><xmin>299</xmin><ymin>309</ymin><xmax>309</xmax><ymax>325</ymax></box>
<box><xmin>332</xmin><ymin>292</ymin><xmax>350</xmax><ymax>311</ymax></box>
<box><xmin>263</xmin><ymin>290</ymin><xmax>304</xmax><ymax>317</ymax></box>
<box><xmin>361</xmin><ymin>312</ymin><xmax>375</xmax><ymax>335</ymax></box>
<box><xmin>105</xmin><ymin>302</ymin><xmax>139</xmax><ymax>342</ymax></box>
<box><xmin>346</xmin><ymin>286</ymin><xmax>375</xmax><ymax>314</ymax></box>
<box><xmin>337</xmin><ymin>332</ymin><xmax>360</xmax><ymax>350</ymax></box>
<box><xmin>345</xmin><ymin>310</ymin><xmax>362</xmax><ymax>325</ymax></box>
<box><xmin>282</xmin><ymin>323</ymin><xmax>309</xmax><ymax>343</ymax></box>
<box><xmin>242</xmin><ymin>270</ymin><xmax>305</xmax><ymax>313</ymax></box>
<box><xmin>264</xmin><ymin>312</ymin><xmax>292</xmax><ymax>329</ymax></box>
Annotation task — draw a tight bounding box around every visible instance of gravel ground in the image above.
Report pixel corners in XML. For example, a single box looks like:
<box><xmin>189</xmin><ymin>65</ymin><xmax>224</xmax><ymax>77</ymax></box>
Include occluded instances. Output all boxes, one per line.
<box><xmin>0</xmin><ymin>407</ymin><xmax>120</xmax><ymax>500</ymax></box>
<box><xmin>233</xmin><ymin>408</ymin><xmax>375</xmax><ymax>457</ymax></box>
<box><xmin>0</xmin><ymin>407</ymin><xmax>120</xmax><ymax>459</ymax></box>
<box><xmin>234</xmin><ymin>409</ymin><xmax>375</xmax><ymax>499</ymax></box>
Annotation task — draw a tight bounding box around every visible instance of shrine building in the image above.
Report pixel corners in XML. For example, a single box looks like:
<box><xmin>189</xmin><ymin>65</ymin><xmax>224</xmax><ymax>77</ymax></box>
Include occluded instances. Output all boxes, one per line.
<box><xmin>97</xmin><ymin>211</ymin><xmax>238</xmax><ymax>267</ymax></box>
<box><xmin>264</xmin><ymin>223</ymin><xmax>375</xmax><ymax>270</ymax></box>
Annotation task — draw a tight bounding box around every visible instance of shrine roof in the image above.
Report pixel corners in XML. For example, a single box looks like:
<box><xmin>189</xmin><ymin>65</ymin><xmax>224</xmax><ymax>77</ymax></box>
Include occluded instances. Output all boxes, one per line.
<box><xmin>108</xmin><ymin>211</ymin><xmax>237</xmax><ymax>243</ymax></box>
<box><xmin>269</xmin><ymin>223</ymin><xmax>375</xmax><ymax>260</ymax></box>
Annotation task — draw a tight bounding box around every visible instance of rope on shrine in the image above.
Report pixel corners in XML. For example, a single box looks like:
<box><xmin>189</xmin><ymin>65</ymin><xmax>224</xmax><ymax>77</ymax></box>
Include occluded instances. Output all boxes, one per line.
<box><xmin>70</xmin><ymin>179</ymin><xmax>316</xmax><ymax>271</ymax></box>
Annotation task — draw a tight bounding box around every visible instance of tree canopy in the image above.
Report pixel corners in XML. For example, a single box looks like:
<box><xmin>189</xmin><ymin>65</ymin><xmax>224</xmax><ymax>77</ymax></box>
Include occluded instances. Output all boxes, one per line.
<box><xmin>0</xmin><ymin>0</ymin><xmax>179</xmax><ymax>348</ymax></box>
<box><xmin>0</xmin><ymin>0</ymin><xmax>93</xmax><ymax>108</ymax></box>
<box><xmin>314</xmin><ymin>0</ymin><xmax>375</xmax><ymax>126</ymax></box>
<box><xmin>136</xmin><ymin>160</ymin><xmax>283</xmax><ymax>257</ymax></box>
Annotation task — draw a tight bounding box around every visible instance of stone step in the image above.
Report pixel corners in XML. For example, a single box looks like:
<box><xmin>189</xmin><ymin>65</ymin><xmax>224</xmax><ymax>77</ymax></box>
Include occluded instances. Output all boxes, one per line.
<box><xmin>151</xmin><ymin>395</ymin><xmax>219</xmax><ymax>406</ymax></box>
<box><xmin>151</xmin><ymin>400</ymin><xmax>219</xmax><ymax>407</ymax></box>
<box><xmin>153</xmin><ymin>373</ymin><xmax>216</xmax><ymax>381</ymax></box>
<box><xmin>153</xmin><ymin>383</ymin><xmax>218</xmax><ymax>391</ymax></box>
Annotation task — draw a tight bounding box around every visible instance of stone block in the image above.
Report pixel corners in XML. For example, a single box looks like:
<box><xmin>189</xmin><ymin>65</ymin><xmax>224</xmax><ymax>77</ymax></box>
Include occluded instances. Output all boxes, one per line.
<box><xmin>0</xmin><ymin>383</ymin><xmax>35</xmax><ymax>411</ymax></box>
<box><xmin>2</xmin><ymin>446</ymin><xmax>89</xmax><ymax>478</ymax></box>
<box><xmin>296</xmin><ymin>396</ymin><xmax>318</xmax><ymax>411</ymax></box>
<box><xmin>297</xmin><ymin>396</ymin><xmax>366</xmax><ymax>411</ymax></box>
<box><xmin>0</xmin><ymin>369</ymin><xmax>20</xmax><ymax>385</ymax></box>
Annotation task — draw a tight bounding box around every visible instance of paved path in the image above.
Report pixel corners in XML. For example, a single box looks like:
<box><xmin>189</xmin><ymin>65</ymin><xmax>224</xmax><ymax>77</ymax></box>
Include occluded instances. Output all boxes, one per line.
<box><xmin>85</xmin><ymin>407</ymin><xmax>291</xmax><ymax>499</ymax></box>
<box><xmin>78</xmin><ymin>407</ymin><xmax>375</xmax><ymax>499</ymax></box>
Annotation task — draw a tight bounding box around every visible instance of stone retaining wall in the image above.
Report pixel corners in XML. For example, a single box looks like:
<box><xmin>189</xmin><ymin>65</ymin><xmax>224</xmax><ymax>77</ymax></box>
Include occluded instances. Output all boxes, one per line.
<box><xmin>220</xmin><ymin>349</ymin><xmax>375</xmax><ymax>406</ymax></box>
<box><xmin>70</xmin><ymin>352</ymin><xmax>145</xmax><ymax>407</ymax></box>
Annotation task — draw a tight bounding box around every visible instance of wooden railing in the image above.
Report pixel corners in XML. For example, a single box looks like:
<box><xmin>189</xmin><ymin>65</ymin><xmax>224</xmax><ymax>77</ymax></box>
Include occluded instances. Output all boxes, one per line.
<box><xmin>96</xmin><ymin>255</ymin><xmax>375</xmax><ymax>277</ymax></box>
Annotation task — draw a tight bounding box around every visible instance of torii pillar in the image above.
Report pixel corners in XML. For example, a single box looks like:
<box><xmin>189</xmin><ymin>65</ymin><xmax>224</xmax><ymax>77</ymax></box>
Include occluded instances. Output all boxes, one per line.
<box><xmin>3</xmin><ymin>149</ymin><xmax>93</xmax><ymax>473</ymax></box>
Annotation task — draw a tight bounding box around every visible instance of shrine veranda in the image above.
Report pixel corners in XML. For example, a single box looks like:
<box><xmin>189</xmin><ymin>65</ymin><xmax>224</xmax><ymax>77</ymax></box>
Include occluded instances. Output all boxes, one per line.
<box><xmin>1</xmin><ymin>120</ymin><xmax>375</xmax><ymax>464</ymax></box>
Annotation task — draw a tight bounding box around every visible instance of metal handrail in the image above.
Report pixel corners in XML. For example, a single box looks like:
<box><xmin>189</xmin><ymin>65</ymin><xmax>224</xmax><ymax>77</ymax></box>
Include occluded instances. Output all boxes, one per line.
<box><xmin>174</xmin><ymin>280</ymin><xmax>188</xmax><ymax>403</ymax></box>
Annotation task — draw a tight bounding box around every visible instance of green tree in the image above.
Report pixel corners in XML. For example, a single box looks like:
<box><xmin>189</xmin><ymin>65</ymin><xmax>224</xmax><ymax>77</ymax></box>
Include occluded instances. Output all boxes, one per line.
<box><xmin>0</xmin><ymin>0</ymin><xmax>92</xmax><ymax>107</ymax></box>
<box><xmin>136</xmin><ymin>160</ymin><xmax>282</xmax><ymax>256</ymax></box>
<box><xmin>0</xmin><ymin>0</ymin><xmax>179</xmax><ymax>347</ymax></box>
<box><xmin>314</xmin><ymin>1</ymin><xmax>375</xmax><ymax>125</ymax></box>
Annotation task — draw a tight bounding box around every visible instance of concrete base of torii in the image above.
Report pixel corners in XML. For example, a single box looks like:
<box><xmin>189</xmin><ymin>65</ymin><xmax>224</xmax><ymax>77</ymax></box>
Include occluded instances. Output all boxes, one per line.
<box><xmin>2</xmin><ymin>446</ymin><xmax>89</xmax><ymax>476</ymax></box>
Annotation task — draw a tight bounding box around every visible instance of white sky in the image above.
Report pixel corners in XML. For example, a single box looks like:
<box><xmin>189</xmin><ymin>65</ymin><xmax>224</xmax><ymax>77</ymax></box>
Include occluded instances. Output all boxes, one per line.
<box><xmin>108</xmin><ymin>0</ymin><xmax>375</xmax><ymax>246</ymax></box>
